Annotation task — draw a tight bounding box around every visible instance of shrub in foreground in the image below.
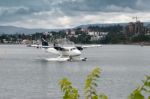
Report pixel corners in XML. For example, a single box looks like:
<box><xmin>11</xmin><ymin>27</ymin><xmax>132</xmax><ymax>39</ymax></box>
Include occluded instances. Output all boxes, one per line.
<box><xmin>59</xmin><ymin>67</ymin><xmax>107</xmax><ymax>99</ymax></box>
<box><xmin>59</xmin><ymin>67</ymin><xmax>150</xmax><ymax>99</ymax></box>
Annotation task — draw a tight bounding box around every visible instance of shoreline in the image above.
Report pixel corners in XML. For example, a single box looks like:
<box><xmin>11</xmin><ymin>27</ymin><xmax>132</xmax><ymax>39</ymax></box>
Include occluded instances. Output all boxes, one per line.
<box><xmin>0</xmin><ymin>42</ymin><xmax>150</xmax><ymax>46</ymax></box>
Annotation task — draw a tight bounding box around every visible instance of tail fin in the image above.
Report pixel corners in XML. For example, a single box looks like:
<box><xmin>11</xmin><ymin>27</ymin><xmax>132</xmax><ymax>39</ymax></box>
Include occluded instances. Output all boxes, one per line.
<box><xmin>41</xmin><ymin>34</ymin><xmax>49</xmax><ymax>46</ymax></box>
<box><xmin>42</xmin><ymin>40</ymin><xmax>48</xmax><ymax>46</ymax></box>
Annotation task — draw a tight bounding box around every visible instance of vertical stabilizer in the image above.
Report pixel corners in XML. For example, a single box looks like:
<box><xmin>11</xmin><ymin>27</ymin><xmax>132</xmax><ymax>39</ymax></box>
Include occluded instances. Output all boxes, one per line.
<box><xmin>41</xmin><ymin>34</ymin><xmax>49</xmax><ymax>46</ymax></box>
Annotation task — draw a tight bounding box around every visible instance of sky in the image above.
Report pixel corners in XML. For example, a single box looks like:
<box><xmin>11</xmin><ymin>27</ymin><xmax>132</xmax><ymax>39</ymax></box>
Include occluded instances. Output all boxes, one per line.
<box><xmin>0</xmin><ymin>0</ymin><xmax>150</xmax><ymax>29</ymax></box>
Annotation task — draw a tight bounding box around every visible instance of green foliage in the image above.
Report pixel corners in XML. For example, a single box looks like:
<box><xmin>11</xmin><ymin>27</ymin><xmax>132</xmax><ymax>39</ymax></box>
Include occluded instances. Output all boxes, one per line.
<box><xmin>59</xmin><ymin>67</ymin><xmax>108</xmax><ymax>99</ymax></box>
<box><xmin>84</xmin><ymin>67</ymin><xmax>107</xmax><ymax>99</ymax></box>
<box><xmin>101</xmin><ymin>32</ymin><xmax>127</xmax><ymax>44</ymax></box>
<box><xmin>99</xmin><ymin>94</ymin><xmax>108</xmax><ymax>99</ymax></box>
<box><xmin>58</xmin><ymin>67</ymin><xmax>149</xmax><ymax>99</ymax></box>
<box><xmin>88</xmin><ymin>25</ymin><xmax>123</xmax><ymax>33</ymax></box>
<box><xmin>128</xmin><ymin>88</ymin><xmax>144</xmax><ymax>99</ymax></box>
<box><xmin>1</xmin><ymin>24</ymin><xmax>150</xmax><ymax>44</ymax></box>
<box><xmin>129</xmin><ymin>75</ymin><xmax>150</xmax><ymax>99</ymax></box>
<box><xmin>84</xmin><ymin>67</ymin><xmax>100</xmax><ymax>99</ymax></box>
<box><xmin>59</xmin><ymin>78</ymin><xmax>80</xmax><ymax>99</ymax></box>
<box><xmin>70</xmin><ymin>32</ymin><xmax>91</xmax><ymax>44</ymax></box>
<box><xmin>131</xmin><ymin>34</ymin><xmax>150</xmax><ymax>42</ymax></box>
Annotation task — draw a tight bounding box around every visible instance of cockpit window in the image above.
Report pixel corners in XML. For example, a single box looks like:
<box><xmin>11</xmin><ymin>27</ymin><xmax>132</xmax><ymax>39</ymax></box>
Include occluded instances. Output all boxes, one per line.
<box><xmin>71</xmin><ymin>48</ymin><xmax>76</xmax><ymax>51</ymax></box>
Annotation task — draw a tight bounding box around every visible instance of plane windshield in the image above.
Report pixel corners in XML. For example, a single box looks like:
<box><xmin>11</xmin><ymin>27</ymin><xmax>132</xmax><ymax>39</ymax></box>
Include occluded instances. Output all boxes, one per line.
<box><xmin>71</xmin><ymin>48</ymin><xmax>76</xmax><ymax>51</ymax></box>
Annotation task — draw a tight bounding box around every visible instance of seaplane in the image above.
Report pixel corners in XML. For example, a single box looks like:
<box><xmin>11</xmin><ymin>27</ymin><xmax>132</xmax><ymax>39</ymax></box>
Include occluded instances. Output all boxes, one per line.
<box><xmin>30</xmin><ymin>36</ymin><xmax>102</xmax><ymax>62</ymax></box>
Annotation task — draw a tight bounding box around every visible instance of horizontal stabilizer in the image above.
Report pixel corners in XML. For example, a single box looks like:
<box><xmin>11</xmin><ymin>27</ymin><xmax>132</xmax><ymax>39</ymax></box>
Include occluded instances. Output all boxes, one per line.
<box><xmin>30</xmin><ymin>44</ymin><xmax>51</xmax><ymax>48</ymax></box>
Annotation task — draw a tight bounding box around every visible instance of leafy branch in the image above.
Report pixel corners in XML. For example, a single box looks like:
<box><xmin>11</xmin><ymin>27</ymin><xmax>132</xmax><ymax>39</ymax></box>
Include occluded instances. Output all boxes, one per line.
<box><xmin>59</xmin><ymin>78</ymin><xmax>80</xmax><ymax>99</ymax></box>
<box><xmin>58</xmin><ymin>67</ymin><xmax>150</xmax><ymax>99</ymax></box>
<box><xmin>128</xmin><ymin>75</ymin><xmax>150</xmax><ymax>99</ymax></box>
<box><xmin>84</xmin><ymin>67</ymin><xmax>107</xmax><ymax>99</ymax></box>
<box><xmin>59</xmin><ymin>67</ymin><xmax>108</xmax><ymax>99</ymax></box>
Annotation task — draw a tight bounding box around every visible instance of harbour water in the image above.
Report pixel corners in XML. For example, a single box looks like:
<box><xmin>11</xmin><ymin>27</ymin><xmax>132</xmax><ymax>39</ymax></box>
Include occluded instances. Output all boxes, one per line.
<box><xmin>0</xmin><ymin>44</ymin><xmax>150</xmax><ymax>99</ymax></box>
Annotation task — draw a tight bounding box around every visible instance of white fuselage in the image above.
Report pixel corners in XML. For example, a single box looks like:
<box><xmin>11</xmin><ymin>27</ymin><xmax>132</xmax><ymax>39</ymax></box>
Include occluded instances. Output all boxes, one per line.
<box><xmin>46</xmin><ymin>47</ymin><xmax>81</xmax><ymax>57</ymax></box>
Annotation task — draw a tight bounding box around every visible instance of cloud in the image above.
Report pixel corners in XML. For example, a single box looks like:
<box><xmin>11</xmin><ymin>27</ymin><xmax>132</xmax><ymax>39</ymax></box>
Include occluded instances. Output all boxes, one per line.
<box><xmin>136</xmin><ymin>0</ymin><xmax>150</xmax><ymax>10</ymax></box>
<box><xmin>0</xmin><ymin>0</ymin><xmax>150</xmax><ymax>28</ymax></box>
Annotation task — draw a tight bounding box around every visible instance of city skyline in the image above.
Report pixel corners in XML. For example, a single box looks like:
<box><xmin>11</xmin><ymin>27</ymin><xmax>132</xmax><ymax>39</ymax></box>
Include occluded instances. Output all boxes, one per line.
<box><xmin>0</xmin><ymin>0</ymin><xmax>150</xmax><ymax>29</ymax></box>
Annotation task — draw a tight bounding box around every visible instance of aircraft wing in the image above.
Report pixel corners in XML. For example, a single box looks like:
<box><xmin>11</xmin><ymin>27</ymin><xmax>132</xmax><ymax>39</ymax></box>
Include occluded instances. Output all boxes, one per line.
<box><xmin>29</xmin><ymin>44</ymin><xmax>68</xmax><ymax>50</ymax></box>
<box><xmin>76</xmin><ymin>45</ymin><xmax>102</xmax><ymax>50</ymax></box>
<box><xmin>82</xmin><ymin>45</ymin><xmax>102</xmax><ymax>48</ymax></box>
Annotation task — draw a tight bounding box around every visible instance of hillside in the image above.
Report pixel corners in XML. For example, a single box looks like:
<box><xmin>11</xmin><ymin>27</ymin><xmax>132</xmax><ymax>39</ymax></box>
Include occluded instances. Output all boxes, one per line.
<box><xmin>0</xmin><ymin>22</ymin><xmax>150</xmax><ymax>34</ymax></box>
<box><xmin>0</xmin><ymin>26</ymin><xmax>57</xmax><ymax>34</ymax></box>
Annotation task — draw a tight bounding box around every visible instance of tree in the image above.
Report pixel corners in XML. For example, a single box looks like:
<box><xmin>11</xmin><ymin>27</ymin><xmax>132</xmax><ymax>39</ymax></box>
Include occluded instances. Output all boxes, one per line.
<box><xmin>131</xmin><ymin>34</ymin><xmax>150</xmax><ymax>42</ymax></box>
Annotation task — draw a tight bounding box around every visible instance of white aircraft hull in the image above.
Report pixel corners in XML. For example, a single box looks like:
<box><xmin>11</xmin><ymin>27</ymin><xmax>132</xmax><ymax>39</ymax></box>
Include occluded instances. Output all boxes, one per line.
<box><xmin>45</xmin><ymin>57</ymin><xmax>69</xmax><ymax>62</ymax></box>
<box><xmin>45</xmin><ymin>57</ymin><xmax>87</xmax><ymax>62</ymax></box>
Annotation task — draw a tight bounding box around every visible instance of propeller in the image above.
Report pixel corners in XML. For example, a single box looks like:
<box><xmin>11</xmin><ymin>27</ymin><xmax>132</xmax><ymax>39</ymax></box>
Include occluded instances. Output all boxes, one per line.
<box><xmin>76</xmin><ymin>46</ymin><xmax>83</xmax><ymax>51</ymax></box>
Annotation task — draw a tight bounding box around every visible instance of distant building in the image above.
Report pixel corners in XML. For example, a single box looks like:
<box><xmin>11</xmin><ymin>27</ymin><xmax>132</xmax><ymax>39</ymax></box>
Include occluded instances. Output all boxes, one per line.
<box><xmin>22</xmin><ymin>39</ymin><xmax>32</xmax><ymax>44</ymax></box>
<box><xmin>145</xmin><ymin>24</ymin><xmax>150</xmax><ymax>35</ymax></box>
<box><xmin>128</xmin><ymin>22</ymin><xmax>135</xmax><ymax>35</ymax></box>
<box><xmin>87</xmin><ymin>30</ymin><xmax>108</xmax><ymax>41</ymax></box>
<box><xmin>88</xmin><ymin>31</ymin><xmax>99</xmax><ymax>36</ymax></box>
<box><xmin>125</xmin><ymin>21</ymin><xmax>145</xmax><ymax>36</ymax></box>
<box><xmin>65</xmin><ymin>29</ymin><xmax>76</xmax><ymax>37</ymax></box>
<box><xmin>81</xmin><ymin>28</ymin><xmax>88</xmax><ymax>33</ymax></box>
<box><xmin>2</xmin><ymin>39</ymin><xmax>9</xmax><ymax>44</ymax></box>
<box><xmin>135</xmin><ymin>21</ymin><xmax>144</xmax><ymax>34</ymax></box>
<box><xmin>65</xmin><ymin>28</ymin><xmax>108</xmax><ymax>41</ymax></box>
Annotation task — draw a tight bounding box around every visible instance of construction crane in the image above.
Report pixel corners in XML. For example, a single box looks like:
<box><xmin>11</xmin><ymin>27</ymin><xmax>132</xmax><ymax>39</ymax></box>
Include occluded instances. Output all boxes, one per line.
<box><xmin>132</xmin><ymin>16</ymin><xmax>139</xmax><ymax>22</ymax></box>
<box><xmin>132</xmin><ymin>16</ymin><xmax>150</xmax><ymax>22</ymax></box>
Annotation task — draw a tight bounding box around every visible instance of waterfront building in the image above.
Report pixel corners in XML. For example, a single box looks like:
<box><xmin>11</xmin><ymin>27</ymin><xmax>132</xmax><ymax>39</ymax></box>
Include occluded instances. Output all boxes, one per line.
<box><xmin>125</xmin><ymin>21</ymin><xmax>145</xmax><ymax>36</ymax></box>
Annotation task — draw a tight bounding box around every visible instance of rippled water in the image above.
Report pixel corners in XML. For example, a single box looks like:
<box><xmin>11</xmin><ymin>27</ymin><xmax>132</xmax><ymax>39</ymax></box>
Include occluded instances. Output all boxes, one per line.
<box><xmin>0</xmin><ymin>44</ymin><xmax>150</xmax><ymax>99</ymax></box>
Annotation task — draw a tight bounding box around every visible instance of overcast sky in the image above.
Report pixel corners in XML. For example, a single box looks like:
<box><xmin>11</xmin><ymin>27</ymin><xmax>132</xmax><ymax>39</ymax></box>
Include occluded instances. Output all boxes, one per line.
<box><xmin>0</xmin><ymin>0</ymin><xmax>150</xmax><ymax>29</ymax></box>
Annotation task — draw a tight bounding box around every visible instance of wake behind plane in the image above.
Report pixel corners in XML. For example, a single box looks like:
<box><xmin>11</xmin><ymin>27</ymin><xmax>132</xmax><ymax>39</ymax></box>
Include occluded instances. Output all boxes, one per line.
<box><xmin>31</xmin><ymin>36</ymin><xmax>102</xmax><ymax>62</ymax></box>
